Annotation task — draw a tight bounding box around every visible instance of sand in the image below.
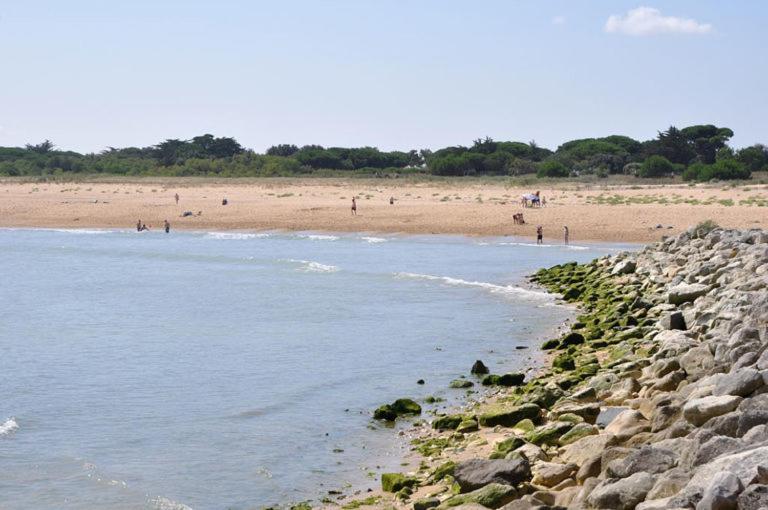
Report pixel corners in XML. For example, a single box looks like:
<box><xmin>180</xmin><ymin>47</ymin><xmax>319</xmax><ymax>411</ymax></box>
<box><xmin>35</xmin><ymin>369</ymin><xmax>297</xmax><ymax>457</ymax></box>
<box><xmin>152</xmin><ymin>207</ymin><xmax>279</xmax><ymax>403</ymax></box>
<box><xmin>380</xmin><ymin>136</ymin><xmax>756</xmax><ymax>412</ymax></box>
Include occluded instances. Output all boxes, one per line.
<box><xmin>1</xmin><ymin>178</ymin><xmax>766</xmax><ymax>242</ymax></box>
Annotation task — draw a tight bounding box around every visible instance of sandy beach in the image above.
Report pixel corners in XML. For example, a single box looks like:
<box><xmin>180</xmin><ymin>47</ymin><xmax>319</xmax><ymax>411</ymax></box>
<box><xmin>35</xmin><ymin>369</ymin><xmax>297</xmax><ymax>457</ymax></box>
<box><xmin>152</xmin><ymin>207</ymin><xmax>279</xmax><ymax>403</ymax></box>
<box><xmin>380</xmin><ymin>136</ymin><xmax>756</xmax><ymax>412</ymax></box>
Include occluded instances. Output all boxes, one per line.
<box><xmin>1</xmin><ymin>178</ymin><xmax>766</xmax><ymax>242</ymax></box>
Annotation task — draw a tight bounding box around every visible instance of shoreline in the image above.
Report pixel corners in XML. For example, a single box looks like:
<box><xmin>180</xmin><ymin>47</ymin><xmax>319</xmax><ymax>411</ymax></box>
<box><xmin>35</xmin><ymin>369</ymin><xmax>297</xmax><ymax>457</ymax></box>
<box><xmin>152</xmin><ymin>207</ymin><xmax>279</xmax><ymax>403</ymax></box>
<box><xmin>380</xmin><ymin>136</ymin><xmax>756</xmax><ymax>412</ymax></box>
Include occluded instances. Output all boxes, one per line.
<box><xmin>340</xmin><ymin>226</ymin><xmax>768</xmax><ymax>510</ymax></box>
<box><xmin>1</xmin><ymin>179</ymin><xmax>766</xmax><ymax>243</ymax></box>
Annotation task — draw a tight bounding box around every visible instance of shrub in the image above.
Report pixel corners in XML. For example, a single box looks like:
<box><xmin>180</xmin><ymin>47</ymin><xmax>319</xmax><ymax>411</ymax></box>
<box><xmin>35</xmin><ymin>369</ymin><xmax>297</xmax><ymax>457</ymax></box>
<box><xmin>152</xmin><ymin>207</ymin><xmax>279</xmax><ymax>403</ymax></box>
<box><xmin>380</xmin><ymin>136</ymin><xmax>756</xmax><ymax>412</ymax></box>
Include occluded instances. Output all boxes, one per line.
<box><xmin>638</xmin><ymin>155</ymin><xmax>674</xmax><ymax>178</ymax></box>
<box><xmin>682</xmin><ymin>159</ymin><xmax>751</xmax><ymax>182</ymax></box>
<box><xmin>536</xmin><ymin>160</ymin><xmax>569</xmax><ymax>178</ymax></box>
<box><xmin>692</xmin><ymin>220</ymin><xmax>719</xmax><ymax>239</ymax></box>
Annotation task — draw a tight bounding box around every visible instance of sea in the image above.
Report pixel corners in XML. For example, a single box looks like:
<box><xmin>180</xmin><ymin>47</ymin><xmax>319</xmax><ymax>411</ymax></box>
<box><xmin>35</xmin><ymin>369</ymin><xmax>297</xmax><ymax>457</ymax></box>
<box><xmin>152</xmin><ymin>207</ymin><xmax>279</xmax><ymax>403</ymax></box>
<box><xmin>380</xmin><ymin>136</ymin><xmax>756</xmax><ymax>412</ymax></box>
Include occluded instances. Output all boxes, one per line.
<box><xmin>0</xmin><ymin>228</ymin><xmax>633</xmax><ymax>509</ymax></box>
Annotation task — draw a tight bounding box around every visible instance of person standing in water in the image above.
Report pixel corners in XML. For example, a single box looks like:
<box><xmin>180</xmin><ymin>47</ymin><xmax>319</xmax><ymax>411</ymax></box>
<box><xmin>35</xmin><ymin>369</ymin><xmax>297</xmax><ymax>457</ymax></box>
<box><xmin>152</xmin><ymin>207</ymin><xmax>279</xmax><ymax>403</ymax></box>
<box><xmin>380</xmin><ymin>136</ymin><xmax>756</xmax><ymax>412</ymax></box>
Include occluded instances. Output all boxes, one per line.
<box><xmin>564</xmin><ymin>225</ymin><xmax>569</xmax><ymax>245</ymax></box>
<box><xmin>136</xmin><ymin>219</ymin><xmax>142</xmax><ymax>232</ymax></box>
<box><xmin>164</xmin><ymin>219</ymin><xmax>170</xmax><ymax>233</ymax></box>
<box><xmin>174</xmin><ymin>193</ymin><xmax>179</xmax><ymax>204</ymax></box>
<box><xmin>351</xmin><ymin>197</ymin><xmax>357</xmax><ymax>215</ymax></box>
<box><xmin>536</xmin><ymin>225</ymin><xmax>543</xmax><ymax>245</ymax></box>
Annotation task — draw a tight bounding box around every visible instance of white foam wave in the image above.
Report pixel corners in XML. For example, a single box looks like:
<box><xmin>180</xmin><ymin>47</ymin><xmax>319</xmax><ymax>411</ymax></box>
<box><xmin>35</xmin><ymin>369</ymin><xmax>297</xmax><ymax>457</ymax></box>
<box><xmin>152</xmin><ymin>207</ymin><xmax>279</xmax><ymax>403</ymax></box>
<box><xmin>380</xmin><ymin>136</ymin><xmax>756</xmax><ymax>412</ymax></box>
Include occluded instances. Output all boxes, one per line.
<box><xmin>394</xmin><ymin>272</ymin><xmax>552</xmax><ymax>300</ymax></box>
<box><xmin>498</xmin><ymin>241</ymin><xmax>589</xmax><ymax>250</ymax></box>
<box><xmin>0</xmin><ymin>417</ymin><xmax>18</xmax><ymax>436</ymax></box>
<box><xmin>361</xmin><ymin>236</ymin><xmax>387</xmax><ymax>243</ymax></box>
<box><xmin>205</xmin><ymin>232</ymin><xmax>270</xmax><ymax>240</ymax></box>
<box><xmin>284</xmin><ymin>259</ymin><xmax>339</xmax><ymax>273</ymax></box>
<box><xmin>150</xmin><ymin>496</ymin><xmax>194</xmax><ymax>510</ymax></box>
<box><xmin>47</xmin><ymin>228</ymin><xmax>112</xmax><ymax>235</ymax></box>
<box><xmin>297</xmin><ymin>234</ymin><xmax>339</xmax><ymax>241</ymax></box>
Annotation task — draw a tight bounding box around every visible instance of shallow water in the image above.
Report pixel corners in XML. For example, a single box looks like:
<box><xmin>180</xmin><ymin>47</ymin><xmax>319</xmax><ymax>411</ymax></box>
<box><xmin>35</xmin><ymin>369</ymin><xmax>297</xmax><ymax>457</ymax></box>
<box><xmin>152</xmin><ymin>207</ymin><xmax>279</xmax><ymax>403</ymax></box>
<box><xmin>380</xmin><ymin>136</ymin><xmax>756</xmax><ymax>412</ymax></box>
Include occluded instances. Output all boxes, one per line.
<box><xmin>0</xmin><ymin>228</ymin><xmax>632</xmax><ymax>509</ymax></box>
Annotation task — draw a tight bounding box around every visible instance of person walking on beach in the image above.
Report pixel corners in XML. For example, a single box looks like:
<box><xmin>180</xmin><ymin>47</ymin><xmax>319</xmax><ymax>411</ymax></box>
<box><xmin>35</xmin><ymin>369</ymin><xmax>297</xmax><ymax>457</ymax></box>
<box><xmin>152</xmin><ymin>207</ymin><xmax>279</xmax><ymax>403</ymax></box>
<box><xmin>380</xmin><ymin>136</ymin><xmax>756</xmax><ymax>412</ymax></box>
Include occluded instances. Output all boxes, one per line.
<box><xmin>389</xmin><ymin>196</ymin><xmax>394</xmax><ymax>205</ymax></box>
<box><xmin>563</xmin><ymin>225</ymin><xmax>569</xmax><ymax>245</ymax></box>
<box><xmin>164</xmin><ymin>219</ymin><xmax>170</xmax><ymax>233</ymax></box>
<box><xmin>536</xmin><ymin>225</ymin><xmax>543</xmax><ymax>245</ymax></box>
<box><xmin>174</xmin><ymin>193</ymin><xmax>179</xmax><ymax>205</ymax></box>
<box><xmin>351</xmin><ymin>197</ymin><xmax>357</xmax><ymax>215</ymax></box>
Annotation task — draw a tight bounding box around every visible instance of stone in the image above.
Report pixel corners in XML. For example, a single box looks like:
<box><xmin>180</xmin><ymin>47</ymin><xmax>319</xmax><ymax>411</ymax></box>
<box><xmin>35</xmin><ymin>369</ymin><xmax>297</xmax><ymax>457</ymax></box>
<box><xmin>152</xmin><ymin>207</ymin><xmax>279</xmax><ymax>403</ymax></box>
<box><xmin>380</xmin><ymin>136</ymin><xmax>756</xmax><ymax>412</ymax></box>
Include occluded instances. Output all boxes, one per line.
<box><xmin>660</xmin><ymin>310</ymin><xmax>687</xmax><ymax>330</ymax></box>
<box><xmin>530</xmin><ymin>461</ymin><xmax>577</xmax><ymax>488</ymax></box>
<box><xmin>374</xmin><ymin>398</ymin><xmax>421</xmax><ymax>421</ymax></box>
<box><xmin>491</xmin><ymin>437</ymin><xmax>525</xmax><ymax>458</ymax></box>
<box><xmin>737</xmin><ymin>484</ymin><xmax>768</xmax><ymax>510</ymax></box>
<box><xmin>479</xmin><ymin>404</ymin><xmax>541</xmax><ymax>428</ymax></box>
<box><xmin>712</xmin><ymin>368</ymin><xmax>764</xmax><ymax>397</ymax></box>
<box><xmin>456</xmin><ymin>418</ymin><xmax>480</xmax><ymax>434</ymax></box>
<box><xmin>450</xmin><ymin>379</ymin><xmax>474</xmax><ymax>389</ymax></box>
<box><xmin>560</xmin><ymin>434</ymin><xmax>618</xmax><ymax>466</ymax></box>
<box><xmin>586</xmin><ymin>472</ymin><xmax>656</xmax><ymax>510</ymax></box>
<box><xmin>607</xmin><ymin>445</ymin><xmax>677</xmax><ymax>478</ymax></box>
<box><xmin>525</xmin><ymin>421</ymin><xmax>573</xmax><ymax>446</ymax></box>
<box><xmin>646</xmin><ymin>467</ymin><xmax>691</xmax><ymax>500</ymax></box>
<box><xmin>682</xmin><ymin>446</ymin><xmax>768</xmax><ymax>496</ymax></box>
<box><xmin>471</xmin><ymin>360</ymin><xmax>490</xmax><ymax>375</ymax></box>
<box><xmin>695</xmin><ymin>471</ymin><xmax>743</xmax><ymax>510</ymax></box>
<box><xmin>558</xmin><ymin>423</ymin><xmax>598</xmax><ymax>445</ymax></box>
<box><xmin>668</xmin><ymin>283</ymin><xmax>709</xmax><ymax>305</ymax></box>
<box><xmin>438</xmin><ymin>483</ymin><xmax>517</xmax><ymax>509</ymax></box>
<box><xmin>576</xmin><ymin>454</ymin><xmax>601</xmax><ymax>483</ymax></box>
<box><xmin>550</xmin><ymin>402</ymin><xmax>600</xmax><ymax>424</ymax></box>
<box><xmin>691</xmin><ymin>436</ymin><xmax>743</xmax><ymax>467</ymax></box>
<box><xmin>612</xmin><ymin>259</ymin><xmax>637</xmax><ymax>275</ymax></box>
<box><xmin>680</xmin><ymin>346</ymin><xmax>716</xmax><ymax>378</ymax></box>
<box><xmin>482</xmin><ymin>373</ymin><xmax>526</xmax><ymax>387</ymax></box>
<box><xmin>413</xmin><ymin>497</ymin><xmax>440</xmax><ymax>510</ymax></box>
<box><xmin>453</xmin><ymin>458</ymin><xmax>531</xmax><ymax>492</ymax></box>
<box><xmin>604</xmin><ymin>409</ymin><xmax>651</xmax><ymax>440</ymax></box>
<box><xmin>560</xmin><ymin>332</ymin><xmax>585</xmax><ymax>347</ymax></box>
<box><xmin>683</xmin><ymin>395</ymin><xmax>742</xmax><ymax>426</ymax></box>
<box><xmin>433</xmin><ymin>414</ymin><xmax>464</xmax><ymax>431</ymax></box>
<box><xmin>381</xmin><ymin>472</ymin><xmax>418</xmax><ymax>492</ymax></box>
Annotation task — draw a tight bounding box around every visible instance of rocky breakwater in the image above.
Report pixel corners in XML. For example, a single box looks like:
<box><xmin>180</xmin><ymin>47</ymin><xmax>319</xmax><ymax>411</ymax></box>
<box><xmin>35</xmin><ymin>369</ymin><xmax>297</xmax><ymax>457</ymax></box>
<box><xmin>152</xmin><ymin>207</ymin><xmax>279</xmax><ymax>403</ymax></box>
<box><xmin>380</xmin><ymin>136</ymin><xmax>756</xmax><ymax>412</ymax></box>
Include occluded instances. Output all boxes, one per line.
<box><xmin>372</xmin><ymin>226</ymin><xmax>768</xmax><ymax>510</ymax></box>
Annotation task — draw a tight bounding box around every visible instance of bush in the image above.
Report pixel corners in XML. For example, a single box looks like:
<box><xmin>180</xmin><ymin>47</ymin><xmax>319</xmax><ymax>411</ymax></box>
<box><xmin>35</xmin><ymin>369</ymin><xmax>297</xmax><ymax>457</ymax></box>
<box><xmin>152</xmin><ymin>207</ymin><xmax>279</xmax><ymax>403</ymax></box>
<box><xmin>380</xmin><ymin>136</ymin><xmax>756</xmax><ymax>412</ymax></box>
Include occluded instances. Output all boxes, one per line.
<box><xmin>682</xmin><ymin>159</ymin><xmax>751</xmax><ymax>182</ymax></box>
<box><xmin>536</xmin><ymin>160</ymin><xmax>569</xmax><ymax>178</ymax></box>
<box><xmin>692</xmin><ymin>220</ymin><xmax>719</xmax><ymax>239</ymax></box>
<box><xmin>638</xmin><ymin>155</ymin><xmax>674</xmax><ymax>178</ymax></box>
<box><xmin>622</xmin><ymin>162</ymin><xmax>642</xmax><ymax>175</ymax></box>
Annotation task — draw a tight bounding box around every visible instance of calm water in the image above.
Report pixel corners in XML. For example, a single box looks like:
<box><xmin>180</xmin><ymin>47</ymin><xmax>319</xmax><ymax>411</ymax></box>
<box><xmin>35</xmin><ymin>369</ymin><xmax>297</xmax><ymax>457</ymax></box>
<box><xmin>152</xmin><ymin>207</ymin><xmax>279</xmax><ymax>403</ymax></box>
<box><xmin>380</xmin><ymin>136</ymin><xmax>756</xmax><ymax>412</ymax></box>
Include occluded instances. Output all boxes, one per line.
<box><xmin>0</xmin><ymin>228</ymin><xmax>629</xmax><ymax>509</ymax></box>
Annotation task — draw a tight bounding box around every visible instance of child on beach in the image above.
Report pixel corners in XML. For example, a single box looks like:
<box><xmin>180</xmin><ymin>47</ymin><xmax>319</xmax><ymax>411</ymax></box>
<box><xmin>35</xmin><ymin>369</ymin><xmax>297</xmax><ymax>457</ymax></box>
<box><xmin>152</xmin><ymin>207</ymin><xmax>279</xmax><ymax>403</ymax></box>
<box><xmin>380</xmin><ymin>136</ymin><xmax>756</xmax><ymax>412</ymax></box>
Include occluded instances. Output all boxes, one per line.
<box><xmin>536</xmin><ymin>225</ymin><xmax>543</xmax><ymax>245</ymax></box>
<box><xmin>351</xmin><ymin>197</ymin><xmax>357</xmax><ymax>215</ymax></box>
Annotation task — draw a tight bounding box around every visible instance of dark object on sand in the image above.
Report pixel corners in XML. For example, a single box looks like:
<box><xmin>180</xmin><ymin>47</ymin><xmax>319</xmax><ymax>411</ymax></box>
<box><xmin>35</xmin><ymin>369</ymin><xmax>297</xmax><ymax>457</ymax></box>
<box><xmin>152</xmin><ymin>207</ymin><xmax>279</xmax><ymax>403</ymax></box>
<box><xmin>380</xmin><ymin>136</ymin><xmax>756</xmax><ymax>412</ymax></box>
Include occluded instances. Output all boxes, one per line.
<box><xmin>182</xmin><ymin>211</ymin><xmax>193</xmax><ymax>217</ymax></box>
<box><xmin>417</xmin><ymin>379</ymin><xmax>425</xmax><ymax>385</ymax></box>
<box><xmin>471</xmin><ymin>360</ymin><xmax>490</xmax><ymax>375</ymax></box>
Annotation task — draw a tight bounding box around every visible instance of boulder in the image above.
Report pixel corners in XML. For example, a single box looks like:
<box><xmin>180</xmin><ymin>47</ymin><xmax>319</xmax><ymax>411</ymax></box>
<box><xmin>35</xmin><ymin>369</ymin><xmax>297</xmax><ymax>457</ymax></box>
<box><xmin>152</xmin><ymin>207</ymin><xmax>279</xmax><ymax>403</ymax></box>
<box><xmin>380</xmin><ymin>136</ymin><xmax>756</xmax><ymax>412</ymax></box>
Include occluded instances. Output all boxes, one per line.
<box><xmin>450</xmin><ymin>379</ymin><xmax>474</xmax><ymax>389</ymax></box>
<box><xmin>453</xmin><ymin>458</ymin><xmax>531</xmax><ymax>492</ymax></box>
<box><xmin>381</xmin><ymin>472</ymin><xmax>419</xmax><ymax>492</ymax></box>
<box><xmin>680</xmin><ymin>346</ymin><xmax>716</xmax><ymax>378</ymax></box>
<box><xmin>457</xmin><ymin>418</ymin><xmax>480</xmax><ymax>434</ymax></box>
<box><xmin>471</xmin><ymin>360</ymin><xmax>490</xmax><ymax>375</ymax></box>
<box><xmin>550</xmin><ymin>402</ymin><xmax>600</xmax><ymax>424</ymax></box>
<box><xmin>668</xmin><ymin>283</ymin><xmax>709</xmax><ymax>305</ymax></box>
<box><xmin>433</xmin><ymin>414</ymin><xmax>464</xmax><ymax>430</ymax></box>
<box><xmin>482</xmin><ymin>373</ymin><xmax>526</xmax><ymax>387</ymax></box>
<box><xmin>683</xmin><ymin>395</ymin><xmax>742</xmax><ymax>426</ymax></box>
<box><xmin>479</xmin><ymin>403</ymin><xmax>541</xmax><ymax>427</ymax></box>
<box><xmin>612</xmin><ymin>259</ymin><xmax>637</xmax><ymax>275</ymax></box>
<box><xmin>438</xmin><ymin>483</ymin><xmax>517</xmax><ymax>509</ymax></box>
<box><xmin>646</xmin><ymin>467</ymin><xmax>691</xmax><ymax>499</ymax></box>
<box><xmin>737</xmin><ymin>484</ymin><xmax>768</xmax><ymax>510</ymax></box>
<box><xmin>525</xmin><ymin>421</ymin><xmax>573</xmax><ymax>446</ymax></box>
<box><xmin>691</xmin><ymin>436</ymin><xmax>743</xmax><ymax>467</ymax></box>
<box><xmin>712</xmin><ymin>368</ymin><xmax>764</xmax><ymax>397</ymax></box>
<box><xmin>530</xmin><ymin>461</ymin><xmax>577</xmax><ymax>488</ymax></box>
<box><xmin>558</xmin><ymin>423</ymin><xmax>598</xmax><ymax>445</ymax></box>
<box><xmin>604</xmin><ymin>409</ymin><xmax>651</xmax><ymax>440</ymax></box>
<box><xmin>695</xmin><ymin>471</ymin><xmax>743</xmax><ymax>510</ymax></box>
<box><xmin>586</xmin><ymin>472</ymin><xmax>656</xmax><ymax>510</ymax></box>
<box><xmin>682</xmin><ymin>446</ymin><xmax>768</xmax><ymax>497</ymax></box>
<box><xmin>607</xmin><ymin>446</ymin><xmax>677</xmax><ymax>478</ymax></box>
<box><xmin>413</xmin><ymin>497</ymin><xmax>440</xmax><ymax>510</ymax></box>
<box><xmin>560</xmin><ymin>434</ymin><xmax>618</xmax><ymax>466</ymax></box>
<box><xmin>660</xmin><ymin>310</ymin><xmax>687</xmax><ymax>330</ymax></box>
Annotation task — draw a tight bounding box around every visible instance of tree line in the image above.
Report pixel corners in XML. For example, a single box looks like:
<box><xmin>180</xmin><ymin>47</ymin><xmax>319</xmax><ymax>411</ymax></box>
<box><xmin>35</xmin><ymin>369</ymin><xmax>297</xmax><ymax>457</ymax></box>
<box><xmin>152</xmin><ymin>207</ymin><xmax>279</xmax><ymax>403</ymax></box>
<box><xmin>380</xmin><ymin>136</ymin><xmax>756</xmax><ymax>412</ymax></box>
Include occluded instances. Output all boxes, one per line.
<box><xmin>1</xmin><ymin>125</ymin><xmax>766</xmax><ymax>181</ymax></box>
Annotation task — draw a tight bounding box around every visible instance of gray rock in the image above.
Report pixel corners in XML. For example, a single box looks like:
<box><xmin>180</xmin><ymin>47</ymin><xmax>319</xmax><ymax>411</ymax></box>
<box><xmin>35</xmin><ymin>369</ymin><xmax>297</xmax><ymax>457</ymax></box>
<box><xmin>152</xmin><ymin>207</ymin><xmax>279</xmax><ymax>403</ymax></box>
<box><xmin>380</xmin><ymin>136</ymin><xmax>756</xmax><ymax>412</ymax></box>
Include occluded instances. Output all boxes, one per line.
<box><xmin>576</xmin><ymin>454</ymin><xmax>601</xmax><ymax>483</ymax></box>
<box><xmin>559</xmin><ymin>434</ymin><xmax>618</xmax><ymax>466</ymax></box>
<box><xmin>604</xmin><ymin>409</ymin><xmax>651</xmax><ymax>440</ymax></box>
<box><xmin>691</xmin><ymin>436</ymin><xmax>743</xmax><ymax>467</ymax></box>
<box><xmin>683</xmin><ymin>445</ymin><xmax>768</xmax><ymax>496</ymax></box>
<box><xmin>587</xmin><ymin>472</ymin><xmax>656</xmax><ymax>510</ymax></box>
<box><xmin>695</xmin><ymin>471</ymin><xmax>743</xmax><ymax>510</ymax></box>
<box><xmin>612</xmin><ymin>259</ymin><xmax>637</xmax><ymax>275</ymax></box>
<box><xmin>607</xmin><ymin>446</ymin><xmax>678</xmax><ymax>478</ymax></box>
<box><xmin>680</xmin><ymin>346</ymin><xmax>715</xmax><ymax>378</ymax></box>
<box><xmin>530</xmin><ymin>461</ymin><xmax>577</xmax><ymax>487</ymax></box>
<box><xmin>660</xmin><ymin>310</ymin><xmax>687</xmax><ymax>330</ymax></box>
<box><xmin>453</xmin><ymin>458</ymin><xmax>531</xmax><ymax>492</ymax></box>
<box><xmin>737</xmin><ymin>484</ymin><xmax>768</xmax><ymax>510</ymax></box>
<box><xmin>646</xmin><ymin>467</ymin><xmax>691</xmax><ymax>500</ymax></box>
<box><xmin>668</xmin><ymin>283</ymin><xmax>709</xmax><ymax>305</ymax></box>
<box><xmin>713</xmin><ymin>368</ymin><xmax>764</xmax><ymax>397</ymax></box>
<box><xmin>683</xmin><ymin>395</ymin><xmax>742</xmax><ymax>426</ymax></box>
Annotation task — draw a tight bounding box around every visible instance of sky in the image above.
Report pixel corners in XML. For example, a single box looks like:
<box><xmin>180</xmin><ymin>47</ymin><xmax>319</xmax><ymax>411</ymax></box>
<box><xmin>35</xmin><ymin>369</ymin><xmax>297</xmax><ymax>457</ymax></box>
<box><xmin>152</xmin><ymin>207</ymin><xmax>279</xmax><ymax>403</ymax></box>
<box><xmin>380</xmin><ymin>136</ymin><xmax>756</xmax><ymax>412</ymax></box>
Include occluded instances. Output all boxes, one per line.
<box><xmin>0</xmin><ymin>1</ymin><xmax>766</xmax><ymax>153</ymax></box>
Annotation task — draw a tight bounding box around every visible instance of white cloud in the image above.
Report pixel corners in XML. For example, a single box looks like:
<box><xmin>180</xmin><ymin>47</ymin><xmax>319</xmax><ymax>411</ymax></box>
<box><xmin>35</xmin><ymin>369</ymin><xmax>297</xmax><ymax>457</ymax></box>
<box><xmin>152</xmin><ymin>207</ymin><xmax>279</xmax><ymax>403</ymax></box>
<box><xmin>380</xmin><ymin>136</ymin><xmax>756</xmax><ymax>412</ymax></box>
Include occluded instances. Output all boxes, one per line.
<box><xmin>552</xmin><ymin>16</ymin><xmax>566</xmax><ymax>26</ymax></box>
<box><xmin>605</xmin><ymin>6</ymin><xmax>712</xmax><ymax>36</ymax></box>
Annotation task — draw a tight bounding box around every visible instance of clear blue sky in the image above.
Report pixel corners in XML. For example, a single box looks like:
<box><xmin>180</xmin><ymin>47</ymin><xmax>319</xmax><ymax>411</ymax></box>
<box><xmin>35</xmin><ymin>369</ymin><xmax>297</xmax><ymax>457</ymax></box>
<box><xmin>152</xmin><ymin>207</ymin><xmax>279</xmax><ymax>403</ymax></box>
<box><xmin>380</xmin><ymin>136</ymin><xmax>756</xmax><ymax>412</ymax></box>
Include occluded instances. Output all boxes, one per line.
<box><xmin>0</xmin><ymin>1</ymin><xmax>765</xmax><ymax>153</ymax></box>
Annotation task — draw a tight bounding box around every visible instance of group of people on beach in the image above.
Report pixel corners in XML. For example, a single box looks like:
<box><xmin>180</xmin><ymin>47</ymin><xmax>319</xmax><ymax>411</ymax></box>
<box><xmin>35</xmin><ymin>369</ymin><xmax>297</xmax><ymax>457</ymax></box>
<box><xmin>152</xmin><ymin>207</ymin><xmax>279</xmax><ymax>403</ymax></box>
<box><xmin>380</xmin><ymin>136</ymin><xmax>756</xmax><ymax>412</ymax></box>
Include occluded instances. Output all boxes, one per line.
<box><xmin>521</xmin><ymin>190</ymin><xmax>546</xmax><ymax>208</ymax></box>
<box><xmin>137</xmin><ymin>219</ymin><xmax>171</xmax><ymax>233</ymax></box>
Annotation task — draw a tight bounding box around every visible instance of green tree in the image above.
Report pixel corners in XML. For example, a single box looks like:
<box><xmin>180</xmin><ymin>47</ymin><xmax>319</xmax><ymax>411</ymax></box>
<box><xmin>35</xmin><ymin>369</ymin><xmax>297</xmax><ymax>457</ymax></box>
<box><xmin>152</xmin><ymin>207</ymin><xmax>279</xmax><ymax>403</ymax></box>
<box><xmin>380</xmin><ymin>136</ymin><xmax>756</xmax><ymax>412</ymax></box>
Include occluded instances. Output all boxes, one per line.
<box><xmin>536</xmin><ymin>160</ymin><xmax>569</xmax><ymax>178</ymax></box>
<box><xmin>638</xmin><ymin>155</ymin><xmax>674</xmax><ymax>177</ymax></box>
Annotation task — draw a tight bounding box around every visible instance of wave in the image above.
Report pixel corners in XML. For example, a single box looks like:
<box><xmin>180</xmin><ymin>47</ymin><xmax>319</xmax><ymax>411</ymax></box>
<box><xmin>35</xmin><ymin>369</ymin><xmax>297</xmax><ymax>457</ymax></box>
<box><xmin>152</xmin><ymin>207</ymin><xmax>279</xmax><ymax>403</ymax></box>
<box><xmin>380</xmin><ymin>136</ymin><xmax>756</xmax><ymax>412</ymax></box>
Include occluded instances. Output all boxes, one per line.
<box><xmin>0</xmin><ymin>417</ymin><xmax>18</xmax><ymax>436</ymax></box>
<box><xmin>150</xmin><ymin>496</ymin><xmax>194</xmax><ymax>510</ymax></box>
<box><xmin>394</xmin><ymin>272</ymin><xmax>552</xmax><ymax>301</ymax></box>
<box><xmin>361</xmin><ymin>236</ymin><xmax>387</xmax><ymax>243</ymax></box>
<box><xmin>283</xmin><ymin>259</ymin><xmax>339</xmax><ymax>273</ymax></box>
<box><xmin>205</xmin><ymin>232</ymin><xmax>270</xmax><ymax>240</ymax></box>
<box><xmin>42</xmin><ymin>228</ymin><xmax>114</xmax><ymax>235</ymax></box>
<box><xmin>296</xmin><ymin>234</ymin><xmax>339</xmax><ymax>241</ymax></box>
<box><xmin>498</xmin><ymin>241</ymin><xmax>589</xmax><ymax>251</ymax></box>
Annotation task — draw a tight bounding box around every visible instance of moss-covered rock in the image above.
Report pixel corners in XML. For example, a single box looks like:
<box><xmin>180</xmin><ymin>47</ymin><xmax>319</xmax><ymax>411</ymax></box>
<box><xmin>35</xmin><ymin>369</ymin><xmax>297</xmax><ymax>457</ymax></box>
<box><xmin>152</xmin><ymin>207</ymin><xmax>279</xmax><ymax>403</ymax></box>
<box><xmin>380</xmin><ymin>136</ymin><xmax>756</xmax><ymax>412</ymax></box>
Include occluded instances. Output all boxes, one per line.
<box><xmin>478</xmin><ymin>403</ymin><xmax>541</xmax><ymax>427</ymax></box>
<box><xmin>413</xmin><ymin>498</ymin><xmax>440</xmax><ymax>510</ymax></box>
<box><xmin>449</xmin><ymin>379</ymin><xmax>474</xmax><ymax>389</ymax></box>
<box><xmin>381</xmin><ymin>472</ymin><xmax>419</xmax><ymax>493</ymax></box>
<box><xmin>438</xmin><ymin>482</ymin><xmax>517</xmax><ymax>509</ymax></box>
<box><xmin>456</xmin><ymin>418</ymin><xmax>479</xmax><ymax>434</ymax></box>
<box><xmin>481</xmin><ymin>373</ymin><xmax>525</xmax><ymax>387</ymax></box>
<box><xmin>559</xmin><ymin>332</ymin><xmax>585</xmax><ymax>347</ymax></box>
<box><xmin>432</xmin><ymin>414</ymin><xmax>464</xmax><ymax>431</ymax></box>
<box><xmin>490</xmin><ymin>436</ymin><xmax>525</xmax><ymax>458</ymax></box>
<box><xmin>430</xmin><ymin>460</ymin><xmax>456</xmax><ymax>482</ymax></box>
<box><xmin>542</xmin><ymin>338</ymin><xmax>560</xmax><ymax>350</ymax></box>
<box><xmin>552</xmin><ymin>353</ymin><xmax>575</xmax><ymax>371</ymax></box>
<box><xmin>525</xmin><ymin>421</ymin><xmax>574</xmax><ymax>446</ymax></box>
<box><xmin>374</xmin><ymin>398</ymin><xmax>421</xmax><ymax>421</ymax></box>
<box><xmin>558</xmin><ymin>423</ymin><xmax>598</xmax><ymax>445</ymax></box>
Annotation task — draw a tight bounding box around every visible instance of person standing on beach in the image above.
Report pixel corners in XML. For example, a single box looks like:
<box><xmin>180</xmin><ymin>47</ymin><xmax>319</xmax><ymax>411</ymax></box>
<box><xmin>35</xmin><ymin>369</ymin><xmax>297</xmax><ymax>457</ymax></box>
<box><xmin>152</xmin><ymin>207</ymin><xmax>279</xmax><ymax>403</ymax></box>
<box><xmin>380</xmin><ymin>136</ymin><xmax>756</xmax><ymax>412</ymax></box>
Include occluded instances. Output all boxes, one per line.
<box><xmin>164</xmin><ymin>219</ymin><xmax>170</xmax><ymax>233</ymax></box>
<box><xmin>174</xmin><ymin>193</ymin><xmax>179</xmax><ymax>204</ymax></box>
<box><xmin>351</xmin><ymin>197</ymin><xmax>357</xmax><ymax>215</ymax></box>
<box><xmin>389</xmin><ymin>196</ymin><xmax>394</xmax><ymax>205</ymax></box>
<box><xmin>536</xmin><ymin>225</ymin><xmax>543</xmax><ymax>245</ymax></box>
<box><xmin>564</xmin><ymin>225</ymin><xmax>569</xmax><ymax>245</ymax></box>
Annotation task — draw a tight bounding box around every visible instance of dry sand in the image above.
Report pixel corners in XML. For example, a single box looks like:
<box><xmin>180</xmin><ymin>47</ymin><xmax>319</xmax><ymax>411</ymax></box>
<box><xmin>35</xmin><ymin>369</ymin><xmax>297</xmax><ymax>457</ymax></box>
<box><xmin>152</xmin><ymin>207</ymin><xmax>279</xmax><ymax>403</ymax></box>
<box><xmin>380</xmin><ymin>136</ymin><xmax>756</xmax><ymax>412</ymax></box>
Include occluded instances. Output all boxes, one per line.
<box><xmin>1</xmin><ymin>178</ymin><xmax>766</xmax><ymax>243</ymax></box>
